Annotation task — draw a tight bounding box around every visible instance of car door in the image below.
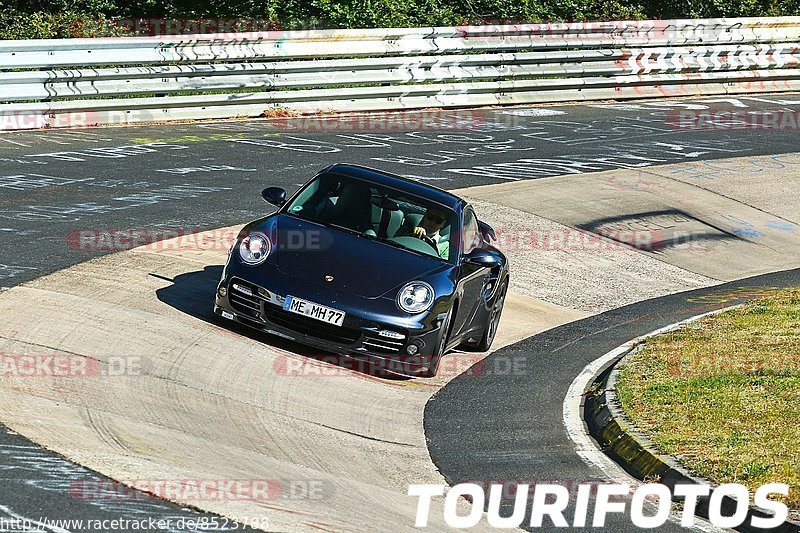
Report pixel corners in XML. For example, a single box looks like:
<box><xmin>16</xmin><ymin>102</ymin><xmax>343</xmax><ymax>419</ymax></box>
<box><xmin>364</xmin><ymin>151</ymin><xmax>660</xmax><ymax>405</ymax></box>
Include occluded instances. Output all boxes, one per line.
<box><xmin>451</xmin><ymin>207</ymin><xmax>491</xmax><ymax>339</ymax></box>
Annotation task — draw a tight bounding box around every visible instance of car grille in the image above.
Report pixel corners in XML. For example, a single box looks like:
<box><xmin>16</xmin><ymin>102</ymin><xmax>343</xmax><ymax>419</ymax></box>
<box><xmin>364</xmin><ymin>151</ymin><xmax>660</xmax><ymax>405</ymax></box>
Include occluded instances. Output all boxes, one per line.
<box><xmin>229</xmin><ymin>280</ymin><xmax>262</xmax><ymax>320</ymax></box>
<box><xmin>361</xmin><ymin>332</ymin><xmax>405</xmax><ymax>354</ymax></box>
<box><xmin>261</xmin><ymin>306</ymin><xmax>361</xmax><ymax>345</ymax></box>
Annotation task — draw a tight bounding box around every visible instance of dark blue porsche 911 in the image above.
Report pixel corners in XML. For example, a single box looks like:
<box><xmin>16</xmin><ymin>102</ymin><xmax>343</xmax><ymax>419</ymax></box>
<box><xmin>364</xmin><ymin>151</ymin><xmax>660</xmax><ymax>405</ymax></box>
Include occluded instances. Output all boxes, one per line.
<box><xmin>213</xmin><ymin>164</ymin><xmax>509</xmax><ymax>377</ymax></box>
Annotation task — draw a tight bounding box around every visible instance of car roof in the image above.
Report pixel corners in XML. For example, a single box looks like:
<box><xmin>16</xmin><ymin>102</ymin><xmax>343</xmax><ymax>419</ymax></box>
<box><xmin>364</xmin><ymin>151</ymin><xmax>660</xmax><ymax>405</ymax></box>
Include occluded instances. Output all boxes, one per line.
<box><xmin>322</xmin><ymin>163</ymin><xmax>464</xmax><ymax>210</ymax></box>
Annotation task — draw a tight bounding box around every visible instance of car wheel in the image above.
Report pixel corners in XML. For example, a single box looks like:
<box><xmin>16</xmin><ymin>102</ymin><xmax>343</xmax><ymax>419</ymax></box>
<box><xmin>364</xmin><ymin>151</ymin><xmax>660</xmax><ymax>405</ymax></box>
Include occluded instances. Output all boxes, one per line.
<box><xmin>416</xmin><ymin>306</ymin><xmax>453</xmax><ymax>378</ymax></box>
<box><xmin>474</xmin><ymin>280</ymin><xmax>507</xmax><ymax>352</ymax></box>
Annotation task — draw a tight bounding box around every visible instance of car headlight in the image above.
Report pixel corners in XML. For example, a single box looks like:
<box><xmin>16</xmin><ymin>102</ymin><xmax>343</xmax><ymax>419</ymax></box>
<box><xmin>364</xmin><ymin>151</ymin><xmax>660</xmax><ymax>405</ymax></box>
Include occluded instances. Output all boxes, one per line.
<box><xmin>238</xmin><ymin>232</ymin><xmax>271</xmax><ymax>265</ymax></box>
<box><xmin>397</xmin><ymin>281</ymin><xmax>435</xmax><ymax>314</ymax></box>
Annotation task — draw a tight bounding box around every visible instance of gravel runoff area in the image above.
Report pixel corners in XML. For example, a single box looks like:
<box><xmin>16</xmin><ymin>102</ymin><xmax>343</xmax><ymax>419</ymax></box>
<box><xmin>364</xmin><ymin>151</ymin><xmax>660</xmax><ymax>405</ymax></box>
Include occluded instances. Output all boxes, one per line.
<box><xmin>616</xmin><ymin>288</ymin><xmax>800</xmax><ymax>517</ymax></box>
<box><xmin>464</xmin><ymin>197</ymin><xmax>715</xmax><ymax>313</ymax></box>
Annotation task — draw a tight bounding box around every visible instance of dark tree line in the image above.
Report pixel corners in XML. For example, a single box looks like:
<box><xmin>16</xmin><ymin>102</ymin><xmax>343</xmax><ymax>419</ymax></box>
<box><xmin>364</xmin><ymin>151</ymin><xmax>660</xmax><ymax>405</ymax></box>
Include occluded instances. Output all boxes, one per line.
<box><xmin>0</xmin><ymin>0</ymin><xmax>797</xmax><ymax>39</ymax></box>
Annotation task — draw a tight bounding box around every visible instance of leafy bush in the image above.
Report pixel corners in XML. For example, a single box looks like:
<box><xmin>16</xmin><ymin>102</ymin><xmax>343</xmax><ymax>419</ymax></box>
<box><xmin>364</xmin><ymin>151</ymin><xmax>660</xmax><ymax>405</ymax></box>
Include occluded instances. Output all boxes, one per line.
<box><xmin>0</xmin><ymin>0</ymin><xmax>797</xmax><ymax>39</ymax></box>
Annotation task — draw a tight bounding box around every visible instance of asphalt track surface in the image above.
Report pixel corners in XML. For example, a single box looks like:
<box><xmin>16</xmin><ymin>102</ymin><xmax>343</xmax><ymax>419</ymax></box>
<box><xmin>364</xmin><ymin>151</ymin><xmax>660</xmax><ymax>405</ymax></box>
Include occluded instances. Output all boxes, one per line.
<box><xmin>3</xmin><ymin>94</ymin><xmax>800</xmax><ymax>287</ymax></box>
<box><xmin>426</xmin><ymin>267</ymin><xmax>800</xmax><ymax>532</ymax></box>
<box><xmin>1</xmin><ymin>94</ymin><xmax>800</xmax><ymax>530</ymax></box>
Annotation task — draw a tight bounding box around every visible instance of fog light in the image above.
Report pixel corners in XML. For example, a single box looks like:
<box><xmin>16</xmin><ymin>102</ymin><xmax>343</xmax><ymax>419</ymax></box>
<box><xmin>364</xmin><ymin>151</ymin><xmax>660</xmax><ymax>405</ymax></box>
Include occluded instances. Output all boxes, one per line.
<box><xmin>218</xmin><ymin>286</ymin><xmax>228</xmax><ymax>298</ymax></box>
<box><xmin>406</xmin><ymin>344</ymin><xmax>419</xmax><ymax>355</ymax></box>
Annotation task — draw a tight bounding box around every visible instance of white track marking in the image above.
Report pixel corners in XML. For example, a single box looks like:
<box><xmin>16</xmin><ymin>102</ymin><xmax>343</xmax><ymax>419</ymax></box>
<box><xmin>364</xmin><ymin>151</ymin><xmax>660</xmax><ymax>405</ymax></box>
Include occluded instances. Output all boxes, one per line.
<box><xmin>0</xmin><ymin>138</ymin><xmax>28</xmax><ymax>147</ymax></box>
<box><xmin>696</xmin><ymin>98</ymin><xmax>749</xmax><ymax>108</ymax></box>
<box><xmin>40</xmin><ymin>132</ymin><xmax>110</xmax><ymax>143</ymax></box>
<box><xmin>405</xmin><ymin>174</ymin><xmax>450</xmax><ymax>181</ymax></box>
<box><xmin>500</xmin><ymin>108</ymin><xmax>566</xmax><ymax>116</ymax></box>
<box><xmin>28</xmin><ymin>136</ymin><xmax>72</xmax><ymax>145</ymax></box>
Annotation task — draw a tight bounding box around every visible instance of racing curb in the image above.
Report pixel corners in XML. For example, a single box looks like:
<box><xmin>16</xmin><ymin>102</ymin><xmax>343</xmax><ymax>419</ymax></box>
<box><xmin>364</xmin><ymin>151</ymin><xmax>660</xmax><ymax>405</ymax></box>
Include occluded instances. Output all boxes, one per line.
<box><xmin>583</xmin><ymin>307</ymin><xmax>800</xmax><ymax>533</ymax></box>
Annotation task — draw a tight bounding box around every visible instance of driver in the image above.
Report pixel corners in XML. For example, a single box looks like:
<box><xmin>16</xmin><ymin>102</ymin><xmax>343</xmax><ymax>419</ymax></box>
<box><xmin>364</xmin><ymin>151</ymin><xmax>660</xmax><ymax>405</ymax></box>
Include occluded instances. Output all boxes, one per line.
<box><xmin>402</xmin><ymin>206</ymin><xmax>450</xmax><ymax>259</ymax></box>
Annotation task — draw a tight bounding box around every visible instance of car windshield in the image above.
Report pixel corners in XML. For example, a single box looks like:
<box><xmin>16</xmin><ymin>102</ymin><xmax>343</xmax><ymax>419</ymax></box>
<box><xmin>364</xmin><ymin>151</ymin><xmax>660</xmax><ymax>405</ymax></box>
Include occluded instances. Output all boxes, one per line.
<box><xmin>284</xmin><ymin>173</ymin><xmax>457</xmax><ymax>262</ymax></box>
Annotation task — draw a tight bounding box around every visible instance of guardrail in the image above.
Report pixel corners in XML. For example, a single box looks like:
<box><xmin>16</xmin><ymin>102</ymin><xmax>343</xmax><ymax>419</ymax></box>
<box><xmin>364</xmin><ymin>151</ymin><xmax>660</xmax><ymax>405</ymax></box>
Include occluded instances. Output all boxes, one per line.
<box><xmin>1</xmin><ymin>17</ymin><xmax>800</xmax><ymax>130</ymax></box>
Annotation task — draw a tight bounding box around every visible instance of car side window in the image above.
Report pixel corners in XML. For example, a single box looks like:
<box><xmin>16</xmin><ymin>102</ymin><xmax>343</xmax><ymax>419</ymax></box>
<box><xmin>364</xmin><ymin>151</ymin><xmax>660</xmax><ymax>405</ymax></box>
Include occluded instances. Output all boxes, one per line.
<box><xmin>462</xmin><ymin>208</ymin><xmax>481</xmax><ymax>255</ymax></box>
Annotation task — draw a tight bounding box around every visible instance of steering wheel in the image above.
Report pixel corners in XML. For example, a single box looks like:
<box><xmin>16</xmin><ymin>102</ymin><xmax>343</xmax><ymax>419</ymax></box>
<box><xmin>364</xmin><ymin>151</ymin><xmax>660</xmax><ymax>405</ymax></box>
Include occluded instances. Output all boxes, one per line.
<box><xmin>421</xmin><ymin>234</ymin><xmax>439</xmax><ymax>252</ymax></box>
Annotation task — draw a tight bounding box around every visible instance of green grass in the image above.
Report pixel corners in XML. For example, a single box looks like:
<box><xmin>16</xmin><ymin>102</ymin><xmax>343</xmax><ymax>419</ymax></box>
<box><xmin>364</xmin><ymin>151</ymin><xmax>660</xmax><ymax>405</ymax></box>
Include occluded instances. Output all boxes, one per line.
<box><xmin>616</xmin><ymin>288</ymin><xmax>800</xmax><ymax>511</ymax></box>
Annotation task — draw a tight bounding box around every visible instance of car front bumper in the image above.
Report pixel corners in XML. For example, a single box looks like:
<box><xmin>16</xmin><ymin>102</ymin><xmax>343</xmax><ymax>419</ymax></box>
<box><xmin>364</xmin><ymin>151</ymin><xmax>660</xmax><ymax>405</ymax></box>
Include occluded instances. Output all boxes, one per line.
<box><xmin>214</xmin><ymin>276</ymin><xmax>446</xmax><ymax>372</ymax></box>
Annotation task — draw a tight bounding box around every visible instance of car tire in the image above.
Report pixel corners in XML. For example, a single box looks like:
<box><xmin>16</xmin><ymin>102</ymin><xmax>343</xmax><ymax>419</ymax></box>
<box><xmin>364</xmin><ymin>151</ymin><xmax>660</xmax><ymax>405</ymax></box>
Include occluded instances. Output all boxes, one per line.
<box><xmin>473</xmin><ymin>279</ymin><xmax>508</xmax><ymax>353</ymax></box>
<box><xmin>415</xmin><ymin>306</ymin><xmax>453</xmax><ymax>378</ymax></box>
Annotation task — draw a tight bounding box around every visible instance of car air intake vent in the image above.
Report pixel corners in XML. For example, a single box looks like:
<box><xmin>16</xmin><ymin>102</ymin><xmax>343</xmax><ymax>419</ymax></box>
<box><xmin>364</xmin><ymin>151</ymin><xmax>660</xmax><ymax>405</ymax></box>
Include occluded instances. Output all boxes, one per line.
<box><xmin>361</xmin><ymin>334</ymin><xmax>404</xmax><ymax>354</ymax></box>
<box><xmin>229</xmin><ymin>280</ymin><xmax>262</xmax><ymax>319</ymax></box>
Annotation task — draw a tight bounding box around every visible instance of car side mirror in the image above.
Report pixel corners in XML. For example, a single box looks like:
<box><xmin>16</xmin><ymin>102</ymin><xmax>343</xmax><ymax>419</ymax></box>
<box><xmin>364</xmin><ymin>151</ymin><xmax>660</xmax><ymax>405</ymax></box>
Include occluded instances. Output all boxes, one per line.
<box><xmin>261</xmin><ymin>187</ymin><xmax>287</xmax><ymax>207</ymax></box>
<box><xmin>478</xmin><ymin>220</ymin><xmax>497</xmax><ymax>243</ymax></box>
<box><xmin>463</xmin><ymin>249</ymin><xmax>501</xmax><ymax>268</ymax></box>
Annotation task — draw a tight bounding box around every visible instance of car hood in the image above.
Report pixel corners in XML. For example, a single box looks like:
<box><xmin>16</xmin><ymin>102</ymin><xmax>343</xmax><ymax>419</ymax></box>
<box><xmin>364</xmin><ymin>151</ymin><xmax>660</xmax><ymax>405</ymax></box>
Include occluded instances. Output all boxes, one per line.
<box><xmin>273</xmin><ymin>215</ymin><xmax>447</xmax><ymax>298</ymax></box>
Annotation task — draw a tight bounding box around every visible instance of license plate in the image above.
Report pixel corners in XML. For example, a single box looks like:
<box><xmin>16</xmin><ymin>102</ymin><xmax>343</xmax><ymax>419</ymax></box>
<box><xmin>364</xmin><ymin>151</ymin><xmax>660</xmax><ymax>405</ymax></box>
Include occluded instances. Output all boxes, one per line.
<box><xmin>283</xmin><ymin>296</ymin><xmax>346</xmax><ymax>327</ymax></box>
